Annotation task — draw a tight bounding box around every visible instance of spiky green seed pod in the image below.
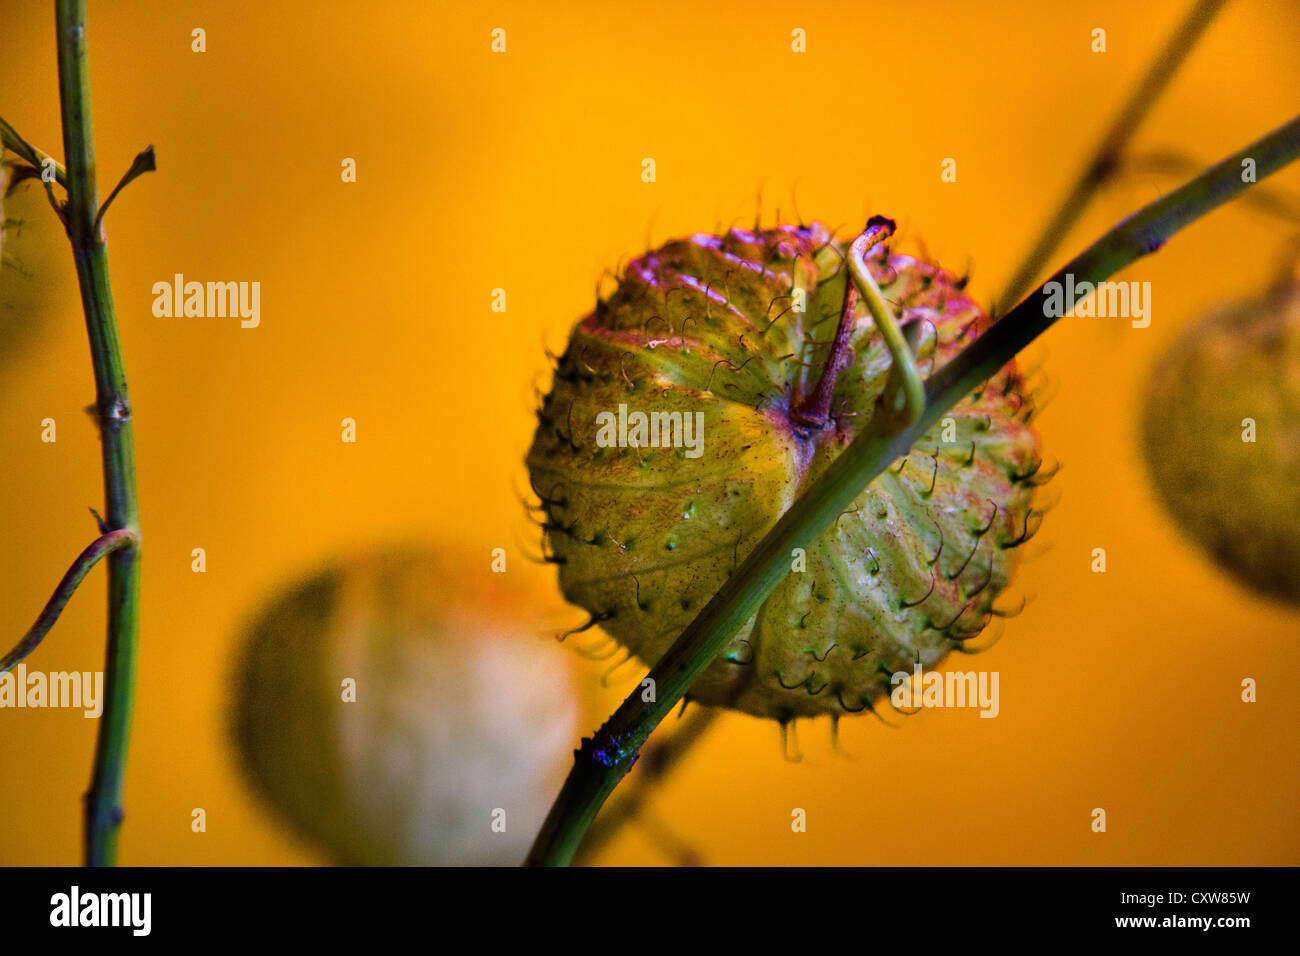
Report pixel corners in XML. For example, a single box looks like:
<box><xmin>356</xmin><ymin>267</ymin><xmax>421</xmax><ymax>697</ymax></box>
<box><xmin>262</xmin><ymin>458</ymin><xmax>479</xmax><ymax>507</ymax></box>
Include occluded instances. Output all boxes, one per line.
<box><xmin>231</xmin><ymin>548</ymin><xmax>580</xmax><ymax>865</ymax></box>
<box><xmin>526</xmin><ymin>222</ymin><xmax>1044</xmax><ymax>720</ymax></box>
<box><xmin>1142</xmin><ymin>280</ymin><xmax>1300</xmax><ymax>605</ymax></box>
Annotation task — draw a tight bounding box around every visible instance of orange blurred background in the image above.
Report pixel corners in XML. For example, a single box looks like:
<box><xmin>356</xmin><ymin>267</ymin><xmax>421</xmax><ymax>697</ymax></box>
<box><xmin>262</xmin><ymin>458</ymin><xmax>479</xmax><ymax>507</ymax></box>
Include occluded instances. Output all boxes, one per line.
<box><xmin>2</xmin><ymin>0</ymin><xmax>1299</xmax><ymax>865</ymax></box>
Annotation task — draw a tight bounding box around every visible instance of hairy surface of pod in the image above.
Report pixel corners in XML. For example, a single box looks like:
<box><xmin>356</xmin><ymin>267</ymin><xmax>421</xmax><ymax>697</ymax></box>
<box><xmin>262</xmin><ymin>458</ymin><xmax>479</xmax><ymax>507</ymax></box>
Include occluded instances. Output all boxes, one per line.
<box><xmin>1142</xmin><ymin>281</ymin><xmax>1300</xmax><ymax>605</ymax></box>
<box><xmin>526</xmin><ymin>222</ymin><xmax>1044</xmax><ymax>720</ymax></box>
<box><xmin>232</xmin><ymin>547</ymin><xmax>579</xmax><ymax>865</ymax></box>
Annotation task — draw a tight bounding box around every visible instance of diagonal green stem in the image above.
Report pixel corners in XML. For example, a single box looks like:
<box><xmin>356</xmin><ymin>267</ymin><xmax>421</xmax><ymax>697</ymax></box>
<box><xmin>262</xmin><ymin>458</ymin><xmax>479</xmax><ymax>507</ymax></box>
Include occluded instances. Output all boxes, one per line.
<box><xmin>1127</xmin><ymin>150</ymin><xmax>1300</xmax><ymax>225</ymax></box>
<box><xmin>1</xmin><ymin>115</ymin><xmax>68</xmax><ymax>218</ymax></box>
<box><xmin>525</xmin><ymin>112</ymin><xmax>1300</xmax><ymax>867</ymax></box>
<box><xmin>0</xmin><ymin>114</ymin><xmax>69</xmax><ymax>186</ymax></box>
<box><xmin>0</xmin><ymin>530</ymin><xmax>138</xmax><ymax>674</ymax></box>
<box><xmin>55</xmin><ymin>0</ymin><xmax>144</xmax><ymax>868</ymax></box>
<box><xmin>572</xmin><ymin>706</ymin><xmax>719</xmax><ymax>866</ymax></box>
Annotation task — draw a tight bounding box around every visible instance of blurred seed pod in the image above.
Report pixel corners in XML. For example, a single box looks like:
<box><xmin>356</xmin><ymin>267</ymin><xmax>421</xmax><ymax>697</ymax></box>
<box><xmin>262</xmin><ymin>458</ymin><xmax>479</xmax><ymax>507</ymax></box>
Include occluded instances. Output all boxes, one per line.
<box><xmin>231</xmin><ymin>546</ymin><xmax>581</xmax><ymax>865</ymax></box>
<box><xmin>0</xmin><ymin>165</ymin><xmax>60</xmax><ymax>378</ymax></box>
<box><xmin>1141</xmin><ymin>279</ymin><xmax>1300</xmax><ymax>605</ymax></box>
<box><xmin>1</xmin><ymin>161</ymin><xmax>8</xmax><ymax>262</ymax></box>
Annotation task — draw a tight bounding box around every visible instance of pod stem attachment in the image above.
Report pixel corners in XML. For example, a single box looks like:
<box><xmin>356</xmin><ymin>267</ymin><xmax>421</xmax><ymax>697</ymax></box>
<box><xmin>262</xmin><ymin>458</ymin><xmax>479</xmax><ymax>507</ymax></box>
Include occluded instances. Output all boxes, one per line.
<box><xmin>793</xmin><ymin>216</ymin><xmax>922</xmax><ymax>431</ymax></box>
<box><xmin>848</xmin><ymin>219</ymin><xmax>925</xmax><ymax>431</ymax></box>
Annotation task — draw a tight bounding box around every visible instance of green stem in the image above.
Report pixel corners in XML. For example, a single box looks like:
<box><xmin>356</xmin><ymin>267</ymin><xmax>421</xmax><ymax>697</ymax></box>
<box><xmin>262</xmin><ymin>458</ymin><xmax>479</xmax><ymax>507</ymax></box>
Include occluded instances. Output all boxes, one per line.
<box><xmin>525</xmin><ymin>112</ymin><xmax>1300</xmax><ymax>867</ymax></box>
<box><xmin>572</xmin><ymin>706</ymin><xmax>719</xmax><ymax>866</ymax></box>
<box><xmin>1</xmin><ymin>114</ymin><xmax>68</xmax><ymax>218</ymax></box>
<box><xmin>55</xmin><ymin>0</ymin><xmax>143</xmax><ymax>868</ymax></box>
<box><xmin>0</xmin><ymin>114</ymin><xmax>69</xmax><ymax>186</ymax></box>
<box><xmin>995</xmin><ymin>0</ymin><xmax>1226</xmax><ymax>315</ymax></box>
<box><xmin>1127</xmin><ymin>150</ymin><xmax>1300</xmax><ymax>225</ymax></box>
<box><xmin>0</xmin><ymin>530</ymin><xmax>138</xmax><ymax>674</ymax></box>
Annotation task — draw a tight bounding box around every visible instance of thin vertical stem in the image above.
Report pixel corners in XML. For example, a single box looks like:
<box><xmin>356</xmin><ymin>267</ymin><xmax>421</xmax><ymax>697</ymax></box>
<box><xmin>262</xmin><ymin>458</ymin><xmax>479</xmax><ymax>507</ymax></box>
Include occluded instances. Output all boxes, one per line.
<box><xmin>55</xmin><ymin>0</ymin><xmax>143</xmax><ymax>867</ymax></box>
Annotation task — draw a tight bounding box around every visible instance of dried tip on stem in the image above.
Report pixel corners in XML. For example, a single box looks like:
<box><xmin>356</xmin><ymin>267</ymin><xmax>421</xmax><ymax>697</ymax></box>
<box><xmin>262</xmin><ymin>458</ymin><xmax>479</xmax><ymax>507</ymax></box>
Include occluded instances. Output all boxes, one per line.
<box><xmin>94</xmin><ymin>145</ymin><xmax>157</xmax><ymax>234</ymax></box>
<box><xmin>864</xmin><ymin>214</ymin><xmax>897</xmax><ymax>235</ymax></box>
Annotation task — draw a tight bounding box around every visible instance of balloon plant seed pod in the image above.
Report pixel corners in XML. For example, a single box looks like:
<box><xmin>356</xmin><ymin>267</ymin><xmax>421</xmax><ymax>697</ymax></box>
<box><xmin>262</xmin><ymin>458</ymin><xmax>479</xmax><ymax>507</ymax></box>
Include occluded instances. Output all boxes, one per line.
<box><xmin>231</xmin><ymin>547</ymin><xmax>581</xmax><ymax>866</ymax></box>
<box><xmin>1142</xmin><ymin>277</ymin><xmax>1300</xmax><ymax>606</ymax></box>
<box><xmin>526</xmin><ymin>219</ymin><xmax>1047</xmax><ymax>721</ymax></box>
